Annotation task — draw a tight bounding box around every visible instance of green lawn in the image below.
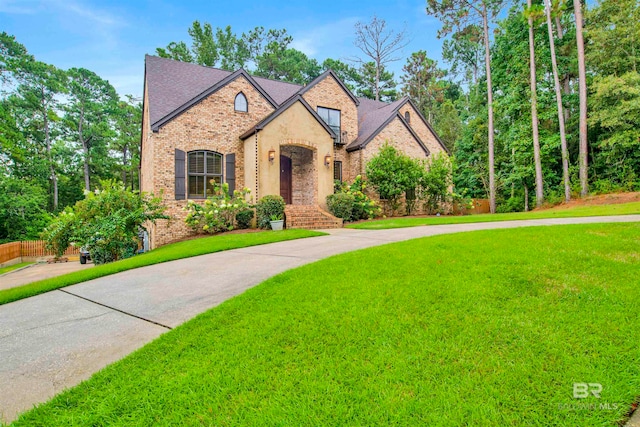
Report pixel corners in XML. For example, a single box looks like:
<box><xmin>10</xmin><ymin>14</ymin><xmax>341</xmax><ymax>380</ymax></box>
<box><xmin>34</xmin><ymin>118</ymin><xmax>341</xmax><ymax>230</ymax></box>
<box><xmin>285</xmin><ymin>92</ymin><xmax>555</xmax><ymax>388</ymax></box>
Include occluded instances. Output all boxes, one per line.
<box><xmin>11</xmin><ymin>223</ymin><xmax>640</xmax><ymax>426</ymax></box>
<box><xmin>0</xmin><ymin>230</ymin><xmax>324</xmax><ymax>306</ymax></box>
<box><xmin>0</xmin><ymin>262</ymin><xmax>33</xmax><ymax>276</ymax></box>
<box><xmin>348</xmin><ymin>200</ymin><xmax>640</xmax><ymax>229</ymax></box>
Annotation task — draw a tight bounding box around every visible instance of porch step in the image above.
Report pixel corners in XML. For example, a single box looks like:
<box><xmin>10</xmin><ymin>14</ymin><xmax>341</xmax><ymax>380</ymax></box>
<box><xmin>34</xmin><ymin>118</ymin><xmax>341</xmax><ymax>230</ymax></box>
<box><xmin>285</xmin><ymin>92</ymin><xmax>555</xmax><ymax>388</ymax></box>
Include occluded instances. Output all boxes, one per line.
<box><xmin>285</xmin><ymin>205</ymin><xmax>343</xmax><ymax>230</ymax></box>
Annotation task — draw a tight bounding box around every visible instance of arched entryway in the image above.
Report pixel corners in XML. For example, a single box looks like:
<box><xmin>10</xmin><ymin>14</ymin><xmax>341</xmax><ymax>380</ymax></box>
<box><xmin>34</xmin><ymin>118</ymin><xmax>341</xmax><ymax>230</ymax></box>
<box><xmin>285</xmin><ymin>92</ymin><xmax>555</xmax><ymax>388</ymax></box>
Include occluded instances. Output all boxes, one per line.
<box><xmin>280</xmin><ymin>145</ymin><xmax>317</xmax><ymax>205</ymax></box>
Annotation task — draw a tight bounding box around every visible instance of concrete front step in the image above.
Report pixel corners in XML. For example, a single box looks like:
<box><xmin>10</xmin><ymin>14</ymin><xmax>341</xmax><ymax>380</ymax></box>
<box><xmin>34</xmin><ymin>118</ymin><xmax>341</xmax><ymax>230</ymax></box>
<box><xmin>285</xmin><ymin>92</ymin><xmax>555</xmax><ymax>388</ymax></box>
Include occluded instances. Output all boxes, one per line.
<box><xmin>284</xmin><ymin>205</ymin><xmax>343</xmax><ymax>230</ymax></box>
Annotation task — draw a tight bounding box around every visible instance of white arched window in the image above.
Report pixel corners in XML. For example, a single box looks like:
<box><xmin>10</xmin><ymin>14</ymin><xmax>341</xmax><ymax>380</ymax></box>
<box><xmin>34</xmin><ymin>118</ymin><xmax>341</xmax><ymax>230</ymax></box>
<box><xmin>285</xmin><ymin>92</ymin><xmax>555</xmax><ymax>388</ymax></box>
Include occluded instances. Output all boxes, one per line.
<box><xmin>234</xmin><ymin>92</ymin><xmax>248</xmax><ymax>112</ymax></box>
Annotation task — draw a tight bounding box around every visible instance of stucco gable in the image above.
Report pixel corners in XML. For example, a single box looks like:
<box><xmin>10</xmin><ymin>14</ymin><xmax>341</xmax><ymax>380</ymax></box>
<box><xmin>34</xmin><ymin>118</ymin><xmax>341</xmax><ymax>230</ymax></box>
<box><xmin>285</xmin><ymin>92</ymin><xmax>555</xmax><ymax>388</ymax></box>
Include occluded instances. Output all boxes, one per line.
<box><xmin>239</xmin><ymin>95</ymin><xmax>336</xmax><ymax>140</ymax></box>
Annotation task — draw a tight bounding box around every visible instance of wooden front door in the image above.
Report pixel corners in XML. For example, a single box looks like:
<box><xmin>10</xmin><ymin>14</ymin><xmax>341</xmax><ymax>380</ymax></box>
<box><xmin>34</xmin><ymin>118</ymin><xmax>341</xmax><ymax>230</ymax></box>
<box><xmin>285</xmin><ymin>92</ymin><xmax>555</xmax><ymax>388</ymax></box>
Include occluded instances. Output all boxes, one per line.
<box><xmin>280</xmin><ymin>155</ymin><xmax>292</xmax><ymax>204</ymax></box>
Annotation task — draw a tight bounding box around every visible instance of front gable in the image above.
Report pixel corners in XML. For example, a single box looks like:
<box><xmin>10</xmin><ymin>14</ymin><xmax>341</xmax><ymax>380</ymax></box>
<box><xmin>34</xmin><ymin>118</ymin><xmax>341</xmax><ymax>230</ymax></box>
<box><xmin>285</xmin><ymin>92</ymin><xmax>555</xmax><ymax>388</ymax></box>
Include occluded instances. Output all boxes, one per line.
<box><xmin>150</xmin><ymin>69</ymin><xmax>278</xmax><ymax>132</ymax></box>
<box><xmin>398</xmin><ymin>100</ymin><xmax>450</xmax><ymax>155</ymax></box>
<box><xmin>299</xmin><ymin>72</ymin><xmax>359</xmax><ymax>145</ymax></box>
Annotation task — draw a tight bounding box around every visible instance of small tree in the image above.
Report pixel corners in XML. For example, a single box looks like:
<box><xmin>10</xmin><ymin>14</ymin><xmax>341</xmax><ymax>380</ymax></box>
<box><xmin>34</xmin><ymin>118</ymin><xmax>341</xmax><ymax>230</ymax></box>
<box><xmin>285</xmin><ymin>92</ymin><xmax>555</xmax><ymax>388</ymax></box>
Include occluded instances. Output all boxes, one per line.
<box><xmin>42</xmin><ymin>180</ymin><xmax>168</xmax><ymax>264</ymax></box>
<box><xmin>420</xmin><ymin>152</ymin><xmax>453</xmax><ymax>213</ymax></box>
<box><xmin>366</xmin><ymin>143</ymin><xmax>423</xmax><ymax>215</ymax></box>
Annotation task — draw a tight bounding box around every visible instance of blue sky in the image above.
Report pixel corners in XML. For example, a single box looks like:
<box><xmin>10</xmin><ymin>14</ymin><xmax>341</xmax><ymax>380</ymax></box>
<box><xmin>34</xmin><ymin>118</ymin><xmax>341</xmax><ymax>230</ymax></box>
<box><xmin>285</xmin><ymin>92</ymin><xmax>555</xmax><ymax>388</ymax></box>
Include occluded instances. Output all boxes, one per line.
<box><xmin>0</xmin><ymin>0</ymin><xmax>446</xmax><ymax>98</ymax></box>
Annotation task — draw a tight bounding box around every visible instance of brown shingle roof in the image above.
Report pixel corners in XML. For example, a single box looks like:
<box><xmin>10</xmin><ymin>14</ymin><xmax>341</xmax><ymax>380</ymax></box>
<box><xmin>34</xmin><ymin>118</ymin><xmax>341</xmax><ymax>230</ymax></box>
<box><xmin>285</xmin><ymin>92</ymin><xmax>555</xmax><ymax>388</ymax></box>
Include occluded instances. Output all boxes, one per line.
<box><xmin>146</xmin><ymin>55</ymin><xmax>232</xmax><ymax>127</ymax></box>
<box><xmin>144</xmin><ymin>56</ymin><xmax>447</xmax><ymax>154</ymax></box>
<box><xmin>348</xmin><ymin>97</ymin><xmax>410</xmax><ymax>151</ymax></box>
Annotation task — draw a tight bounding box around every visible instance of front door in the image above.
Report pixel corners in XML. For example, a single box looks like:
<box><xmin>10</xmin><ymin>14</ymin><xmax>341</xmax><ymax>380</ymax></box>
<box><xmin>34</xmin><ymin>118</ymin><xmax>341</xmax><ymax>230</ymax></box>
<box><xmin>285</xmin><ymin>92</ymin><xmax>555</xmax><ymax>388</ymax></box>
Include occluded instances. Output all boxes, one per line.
<box><xmin>280</xmin><ymin>155</ymin><xmax>292</xmax><ymax>204</ymax></box>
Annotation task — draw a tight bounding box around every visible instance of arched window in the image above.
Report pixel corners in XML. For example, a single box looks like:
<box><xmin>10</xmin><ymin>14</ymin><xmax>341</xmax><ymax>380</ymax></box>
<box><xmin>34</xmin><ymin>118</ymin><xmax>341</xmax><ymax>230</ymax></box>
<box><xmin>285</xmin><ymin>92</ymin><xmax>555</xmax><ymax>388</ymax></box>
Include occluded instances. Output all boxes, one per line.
<box><xmin>234</xmin><ymin>92</ymin><xmax>248</xmax><ymax>112</ymax></box>
<box><xmin>188</xmin><ymin>150</ymin><xmax>223</xmax><ymax>198</ymax></box>
<box><xmin>404</xmin><ymin>111</ymin><xmax>411</xmax><ymax>123</ymax></box>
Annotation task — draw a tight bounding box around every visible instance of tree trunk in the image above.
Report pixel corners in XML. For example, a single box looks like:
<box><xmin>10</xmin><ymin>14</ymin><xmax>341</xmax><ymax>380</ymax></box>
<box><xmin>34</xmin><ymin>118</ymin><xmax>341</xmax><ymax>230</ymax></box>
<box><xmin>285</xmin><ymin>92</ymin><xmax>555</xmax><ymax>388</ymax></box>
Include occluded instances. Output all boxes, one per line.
<box><xmin>79</xmin><ymin>108</ymin><xmax>91</xmax><ymax>192</ymax></box>
<box><xmin>375</xmin><ymin>57</ymin><xmax>381</xmax><ymax>101</ymax></box>
<box><xmin>528</xmin><ymin>0</ymin><xmax>544</xmax><ymax>207</ymax></box>
<box><xmin>43</xmin><ymin>98</ymin><xmax>58</xmax><ymax>210</ymax></box>
<box><xmin>524</xmin><ymin>184</ymin><xmax>529</xmax><ymax>212</ymax></box>
<box><xmin>545</xmin><ymin>0</ymin><xmax>571</xmax><ymax>202</ymax></box>
<box><xmin>573</xmin><ymin>0</ymin><xmax>589</xmax><ymax>196</ymax></box>
<box><xmin>482</xmin><ymin>7</ymin><xmax>496</xmax><ymax>213</ymax></box>
<box><xmin>122</xmin><ymin>146</ymin><xmax>128</xmax><ymax>188</ymax></box>
<box><xmin>554</xmin><ymin>13</ymin><xmax>572</xmax><ymax>123</ymax></box>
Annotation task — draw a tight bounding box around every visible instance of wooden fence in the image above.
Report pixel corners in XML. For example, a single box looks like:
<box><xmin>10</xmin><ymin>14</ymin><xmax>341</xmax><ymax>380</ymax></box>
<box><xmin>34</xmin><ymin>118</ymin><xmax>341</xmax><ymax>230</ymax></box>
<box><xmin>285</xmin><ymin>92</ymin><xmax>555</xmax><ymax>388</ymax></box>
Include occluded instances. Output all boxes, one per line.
<box><xmin>0</xmin><ymin>240</ymin><xmax>80</xmax><ymax>264</ymax></box>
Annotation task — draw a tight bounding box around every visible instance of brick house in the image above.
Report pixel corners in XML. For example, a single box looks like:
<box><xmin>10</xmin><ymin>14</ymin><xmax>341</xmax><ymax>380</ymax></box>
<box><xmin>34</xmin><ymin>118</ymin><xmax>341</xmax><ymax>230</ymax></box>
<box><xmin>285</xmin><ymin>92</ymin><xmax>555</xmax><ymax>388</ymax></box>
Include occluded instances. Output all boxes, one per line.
<box><xmin>141</xmin><ymin>55</ymin><xmax>449</xmax><ymax>248</ymax></box>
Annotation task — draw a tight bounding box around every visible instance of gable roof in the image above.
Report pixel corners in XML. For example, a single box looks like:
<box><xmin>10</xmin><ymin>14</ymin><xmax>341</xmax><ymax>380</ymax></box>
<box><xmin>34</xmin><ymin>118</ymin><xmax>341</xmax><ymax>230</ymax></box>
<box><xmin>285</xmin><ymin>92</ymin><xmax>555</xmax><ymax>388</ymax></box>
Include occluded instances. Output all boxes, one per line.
<box><xmin>145</xmin><ymin>55</ymin><xmax>305</xmax><ymax>131</ymax></box>
<box><xmin>239</xmin><ymin>94</ymin><xmax>336</xmax><ymax>140</ymax></box>
<box><xmin>298</xmin><ymin>69</ymin><xmax>360</xmax><ymax>106</ymax></box>
<box><xmin>347</xmin><ymin>96</ymin><xmax>449</xmax><ymax>155</ymax></box>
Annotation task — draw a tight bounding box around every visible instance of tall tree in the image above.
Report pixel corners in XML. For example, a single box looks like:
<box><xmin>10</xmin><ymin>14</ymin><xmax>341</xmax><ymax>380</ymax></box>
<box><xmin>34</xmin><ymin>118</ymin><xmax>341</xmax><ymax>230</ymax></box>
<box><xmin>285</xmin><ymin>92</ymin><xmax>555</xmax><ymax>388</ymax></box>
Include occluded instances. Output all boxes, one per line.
<box><xmin>112</xmin><ymin>96</ymin><xmax>142</xmax><ymax>190</ymax></box>
<box><xmin>14</xmin><ymin>61</ymin><xmax>67</xmax><ymax>210</ymax></box>
<box><xmin>526</xmin><ymin>0</ymin><xmax>544</xmax><ymax>206</ymax></box>
<box><xmin>572</xmin><ymin>0</ymin><xmax>588</xmax><ymax>196</ymax></box>
<box><xmin>544</xmin><ymin>0</ymin><xmax>571</xmax><ymax>202</ymax></box>
<box><xmin>357</xmin><ymin>62</ymin><xmax>398</xmax><ymax>102</ymax></box>
<box><xmin>426</xmin><ymin>0</ymin><xmax>508</xmax><ymax>213</ymax></box>
<box><xmin>401</xmin><ymin>50</ymin><xmax>447</xmax><ymax>122</ymax></box>
<box><xmin>352</xmin><ymin>15</ymin><xmax>408</xmax><ymax>101</ymax></box>
<box><xmin>64</xmin><ymin>68</ymin><xmax>119</xmax><ymax>192</ymax></box>
<box><xmin>442</xmin><ymin>25</ymin><xmax>484</xmax><ymax>88</ymax></box>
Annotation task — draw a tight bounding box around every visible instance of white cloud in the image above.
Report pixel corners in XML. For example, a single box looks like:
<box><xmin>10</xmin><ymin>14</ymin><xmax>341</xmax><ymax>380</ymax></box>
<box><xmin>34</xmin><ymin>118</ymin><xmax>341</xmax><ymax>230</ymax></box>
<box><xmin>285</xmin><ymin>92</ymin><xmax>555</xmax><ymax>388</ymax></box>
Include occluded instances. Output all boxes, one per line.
<box><xmin>290</xmin><ymin>17</ymin><xmax>360</xmax><ymax>60</ymax></box>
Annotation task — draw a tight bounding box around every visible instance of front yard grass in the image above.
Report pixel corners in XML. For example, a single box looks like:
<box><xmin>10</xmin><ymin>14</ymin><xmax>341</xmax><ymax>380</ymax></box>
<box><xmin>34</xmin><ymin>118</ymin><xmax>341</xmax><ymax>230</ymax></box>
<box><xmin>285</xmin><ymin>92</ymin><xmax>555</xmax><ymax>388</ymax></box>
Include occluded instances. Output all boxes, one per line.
<box><xmin>348</xmin><ymin>200</ymin><xmax>640</xmax><ymax>229</ymax></box>
<box><xmin>0</xmin><ymin>262</ymin><xmax>33</xmax><ymax>276</ymax></box>
<box><xmin>11</xmin><ymin>223</ymin><xmax>640</xmax><ymax>426</ymax></box>
<box><xmin>0</xmin><ymin>229</ymin><xmax>325</xmax><ymax>306</ymax></box>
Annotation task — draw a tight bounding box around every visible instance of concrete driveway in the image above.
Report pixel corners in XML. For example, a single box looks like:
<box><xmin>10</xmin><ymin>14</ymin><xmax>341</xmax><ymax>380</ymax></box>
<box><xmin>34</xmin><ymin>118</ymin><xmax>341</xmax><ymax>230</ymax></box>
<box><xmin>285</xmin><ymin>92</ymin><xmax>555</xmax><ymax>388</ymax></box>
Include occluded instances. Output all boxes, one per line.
<box><xmin>0</xmin><ymin>261</ymin><xmax>93</xmax><ymax>291</ymax></box>
<box><xmin>1</xmin><ymin>215</ymin><xmax>639</xmax><ymax>423</ymax></box>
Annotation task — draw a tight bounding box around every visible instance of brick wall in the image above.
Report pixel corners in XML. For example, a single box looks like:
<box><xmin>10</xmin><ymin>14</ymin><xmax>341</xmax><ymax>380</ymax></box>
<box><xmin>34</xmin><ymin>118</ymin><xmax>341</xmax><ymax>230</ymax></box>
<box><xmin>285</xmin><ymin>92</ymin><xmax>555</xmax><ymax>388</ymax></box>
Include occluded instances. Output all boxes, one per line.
<box><xmin>301</xmin><ymin>75</ymin><xmax>358</xmax><ymax>182</ymax></box>
<box><xmin>144</xmin><ymin>75</ymin><xmax>275</xmax><ymax>247</ymax></box>
<box><xmin>398</xmin><ymin>103</ymin><xmax>447</xmax><ymax>155</ymax></box>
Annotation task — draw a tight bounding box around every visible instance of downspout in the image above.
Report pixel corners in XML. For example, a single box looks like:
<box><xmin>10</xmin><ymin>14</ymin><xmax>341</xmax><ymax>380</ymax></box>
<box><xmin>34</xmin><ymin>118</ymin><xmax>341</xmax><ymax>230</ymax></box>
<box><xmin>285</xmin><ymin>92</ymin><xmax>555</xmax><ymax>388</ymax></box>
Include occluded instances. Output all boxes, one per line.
<box><xmin>254</xmin><ymin>129</ymin><xmax>259</xmax><ymax>202</ymax></box>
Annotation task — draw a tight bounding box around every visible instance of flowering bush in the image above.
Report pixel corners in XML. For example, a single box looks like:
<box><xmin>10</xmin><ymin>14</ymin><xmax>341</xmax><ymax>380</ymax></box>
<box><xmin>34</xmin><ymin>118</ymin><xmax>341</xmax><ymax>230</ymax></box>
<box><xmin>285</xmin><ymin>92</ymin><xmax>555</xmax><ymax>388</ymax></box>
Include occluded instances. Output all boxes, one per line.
<box><xmin>328</xmin><ymin>176</ymin><xmax>381</xmax><ymax>221</ymax></box>
<box><xmin>41</xmin><ymin>180</ymin><xmax>168</xmax><ymax>264</ymax></box>
<box><xmin>184</xmin><ymin>183</ymin><xmax>252</xmax><ymax>234</ymax></box>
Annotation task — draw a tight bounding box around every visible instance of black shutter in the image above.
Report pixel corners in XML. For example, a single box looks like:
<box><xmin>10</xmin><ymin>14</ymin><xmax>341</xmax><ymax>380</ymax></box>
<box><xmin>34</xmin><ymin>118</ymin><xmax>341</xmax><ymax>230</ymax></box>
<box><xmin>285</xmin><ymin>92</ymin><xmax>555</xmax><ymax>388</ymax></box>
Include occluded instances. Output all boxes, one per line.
<box><xmin>175</xmin><ymin>149</ymin><xmax>186</xmax><ymax>200</ymax></box>
<box><xmin>225</xmin><ymin>153</ymin><xmax>236</xmax><ymax>196</ymax></box>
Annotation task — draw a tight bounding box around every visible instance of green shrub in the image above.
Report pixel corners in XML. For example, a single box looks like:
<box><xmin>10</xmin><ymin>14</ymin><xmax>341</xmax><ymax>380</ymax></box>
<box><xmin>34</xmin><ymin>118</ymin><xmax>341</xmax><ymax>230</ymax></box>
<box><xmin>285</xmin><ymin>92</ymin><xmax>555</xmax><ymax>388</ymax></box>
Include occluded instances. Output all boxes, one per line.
<box><xmin>236</xmin><ymin>209</ymin><xmax>254</xmax><ymax>229</ymax></box>
<box><xmin>366</xmin><ymin>143</ymin><xmax>424</xmax><ymax>215</ymax></box>
<box><xmin>41</xmin><ymin>180</ymin><xmax>168</xmax><ymax>264</ymax></box>
<box><xmin>327</xmin><ymin>193</ymin><xmax>355</xmax><ymax>220</ymax></box>
<box><xmin>419</xmin><ymin>152</ymin><xmax>453</xmax><ymax>214</ymax></box>
<box><xmin>184</xmin><ymin>184</ymin><xmax>251</xmax><ymax>233</ymax></box>
<box><xmin>329</xmin><ymin>176</ymin><xmax>381</xmax><ymax>221</ymax></box>
<box><xmin>256</xmin><ymin>195</ymin><xmax>285</xmax><ymax>229</ymax></box>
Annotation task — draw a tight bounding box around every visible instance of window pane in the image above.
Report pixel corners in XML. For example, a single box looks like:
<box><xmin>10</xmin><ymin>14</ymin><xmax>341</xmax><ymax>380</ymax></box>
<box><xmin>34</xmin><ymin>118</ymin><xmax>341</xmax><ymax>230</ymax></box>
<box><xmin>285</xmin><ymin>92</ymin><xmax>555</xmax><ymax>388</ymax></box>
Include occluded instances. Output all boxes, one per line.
<box><xmin>328</xmin><ymin>109</ymin><xmax>340</xmax><ymax>127</ymax></box>
<box><xmin>235</xmin><ymin>93</ymin><xmax>247</xmax><ymax>112</ymax></box>
<box><xmin>317</xmin><ymin>107</ymin><xmax>329</xmax><ymax>123</ymax></box>
<box><xmin>206</xmin><ymin>153</ymin><xmax>214</xmax><ymax>174</ymax></box>
<box><xmin>189</xmin><ymin>152</ymin><xmax>204</xmax><ymax>174</ymax></box>
<box><xmin>212</xmin><ymin>154</ymin><xmax>222</xmax><ymax>175</ymax></box>
<box><xmin>188</xmin><ymin>176</ymin><xmax>203</xmax><ymax>198</ymax></box>
<box><xmin>333</xmin><ymin>161</ymin><xmax>342</xmax><ymax>182</ymax></box>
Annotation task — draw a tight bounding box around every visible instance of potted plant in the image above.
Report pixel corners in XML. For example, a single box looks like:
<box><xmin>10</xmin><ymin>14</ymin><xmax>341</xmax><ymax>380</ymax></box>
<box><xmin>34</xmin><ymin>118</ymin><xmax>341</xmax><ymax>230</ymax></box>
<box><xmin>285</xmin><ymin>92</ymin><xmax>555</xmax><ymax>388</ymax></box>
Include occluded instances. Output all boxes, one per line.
<box><xmin>269</xmin><ymin>213</ymin><xmax>284</xmax><ymax>231</ymax></box>
<box><xmin>256</xmin><ymin>195</ymin><xmax>286</xmax><ymax>230</ymax></box>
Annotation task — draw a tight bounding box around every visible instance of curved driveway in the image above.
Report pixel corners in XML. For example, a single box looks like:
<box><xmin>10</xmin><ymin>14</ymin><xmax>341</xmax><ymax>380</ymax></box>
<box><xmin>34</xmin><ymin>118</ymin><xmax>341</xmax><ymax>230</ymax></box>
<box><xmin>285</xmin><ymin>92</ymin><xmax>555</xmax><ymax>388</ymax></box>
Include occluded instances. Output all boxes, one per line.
<box><xmin>1</xmin><ymin>215</ymin><xmax>639</xmax><ymax>423</ymax></box>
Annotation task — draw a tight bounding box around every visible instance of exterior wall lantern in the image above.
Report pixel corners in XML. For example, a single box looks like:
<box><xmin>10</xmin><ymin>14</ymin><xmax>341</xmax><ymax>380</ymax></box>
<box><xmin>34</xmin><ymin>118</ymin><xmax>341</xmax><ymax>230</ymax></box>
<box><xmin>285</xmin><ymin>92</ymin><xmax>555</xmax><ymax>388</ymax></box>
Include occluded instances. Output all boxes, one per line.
<box><xmin>324</xmin><ymin>153</ymin><xmax>332</xmax><ymax>167</ymax></box>
<box><xmin>268</xmin><ymin>148</ymin><xmax>276</xmax><ymax>163</ymax></box>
